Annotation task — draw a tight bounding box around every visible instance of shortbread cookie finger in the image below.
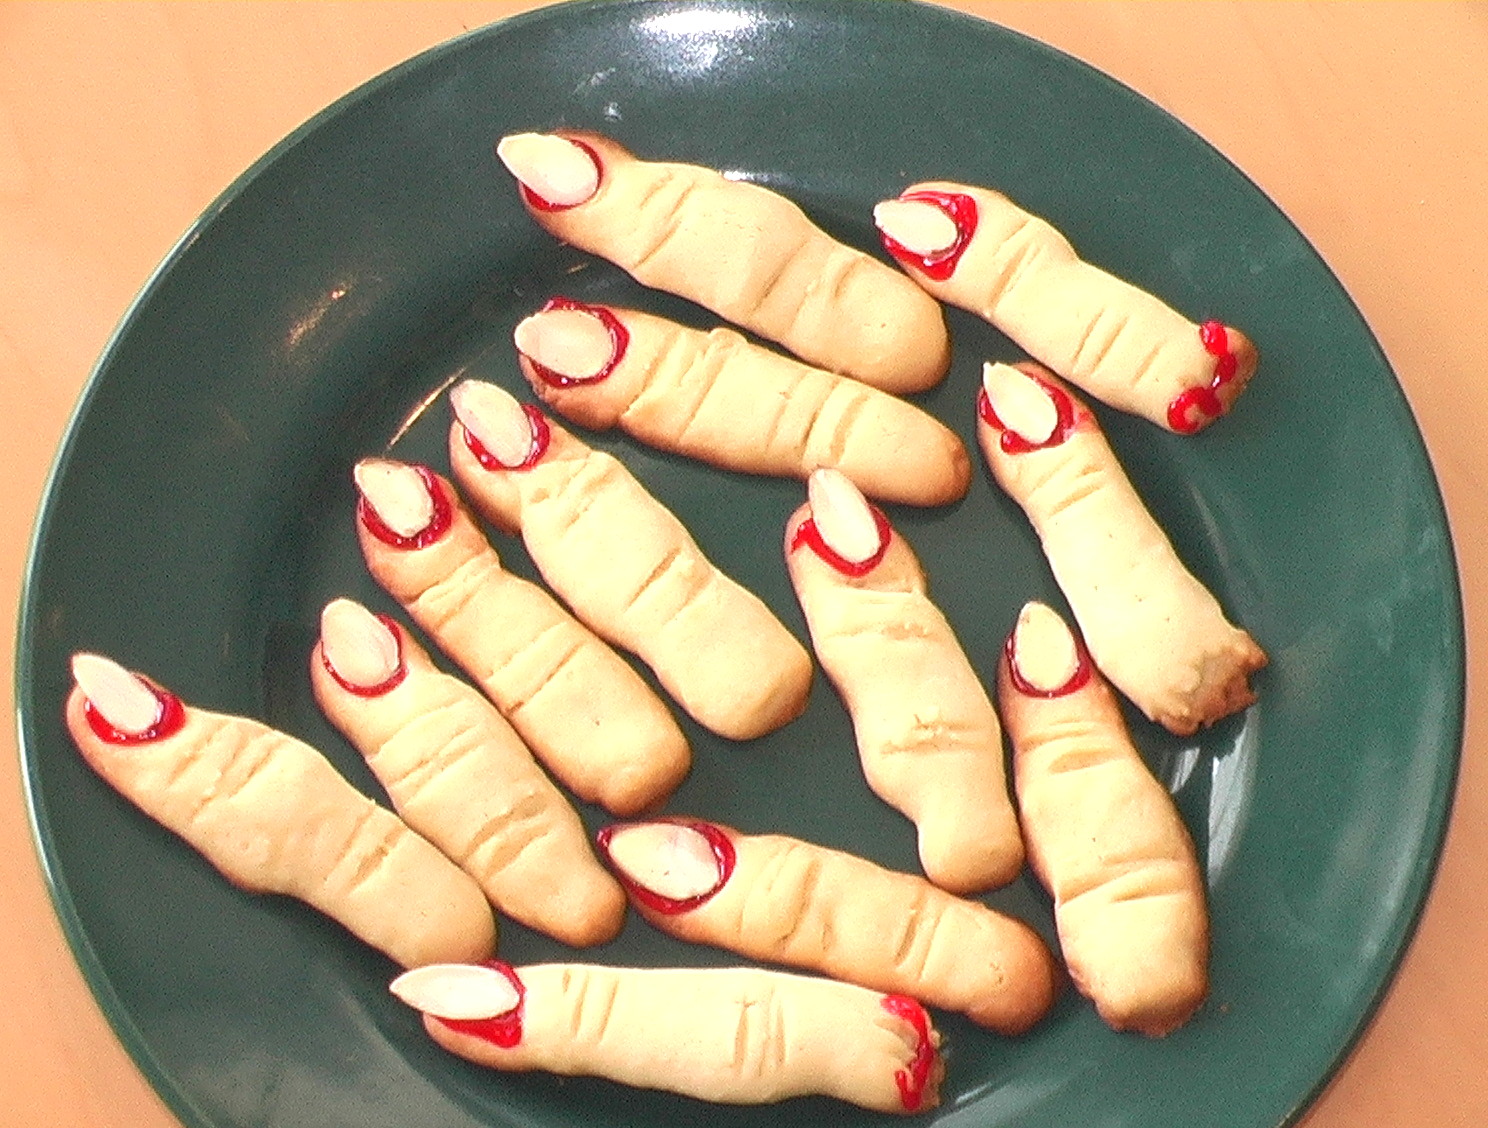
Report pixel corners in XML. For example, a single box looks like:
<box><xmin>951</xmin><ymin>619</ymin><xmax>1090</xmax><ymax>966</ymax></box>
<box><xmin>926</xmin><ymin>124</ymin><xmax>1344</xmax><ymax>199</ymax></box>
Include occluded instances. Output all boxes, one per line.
<box><xmin>392</xmin><ymin>961</ymin><xmax>942</xmax><ymax>1113</ymax></box>
<box><xmin>511</xmin><ymin>298</ymin><xmax>970</xmax><ymax>507</ymax></box>
<box><xmin>784</xmin><ymin>469</ymin><xmax>1022</xmax><ymax>893</ymax></box>
<box><xmin>874</xmin><ymin>183</ymin><xmax>1258</xmax><ymax>432</ymax></box>
<box><xmin>998</xmin><ymin>602</ymin><xmax>1209</xmax><ymax>1036</ymax></box>
<box><xmin>310</xmin><ymin>598</ymin><xmax>625</xmax><ymax>947</ymax></box>
<box><xmin>596</xmin><ymin>818</ymin><xmax>1057</xmax><ymax>1035</ymax></box>
<box><xmin>64</xmin><ymin>653</ymin><xmax>496</xmax><ymax>968</ymax></box>
<box><xmin>448</xmin><ymin>382</ymin><xmax>812</xmax><ymax>741</ymax></box>
<box><xmin>352</xmin><ymin>458</ymin><xmax>688</xmax><ymax>814</ymax></box>
<box><xmin>496</xmin><ymin>131</ymin><xmax>950</xmax><ymax>393</ymax></box>
<box><xmin>976</xmin><ymin>361</ymin><xmax>1266</xmax><ymax>734</ymax></box>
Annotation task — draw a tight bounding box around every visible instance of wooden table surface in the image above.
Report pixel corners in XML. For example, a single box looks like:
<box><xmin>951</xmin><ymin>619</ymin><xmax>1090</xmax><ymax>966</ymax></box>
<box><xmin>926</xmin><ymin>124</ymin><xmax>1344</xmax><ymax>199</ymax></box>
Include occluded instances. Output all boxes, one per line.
<box><xmin>4</xmin><ymin>2</ymin><xmax>1485</xmax><ymax>1124</ymax></box>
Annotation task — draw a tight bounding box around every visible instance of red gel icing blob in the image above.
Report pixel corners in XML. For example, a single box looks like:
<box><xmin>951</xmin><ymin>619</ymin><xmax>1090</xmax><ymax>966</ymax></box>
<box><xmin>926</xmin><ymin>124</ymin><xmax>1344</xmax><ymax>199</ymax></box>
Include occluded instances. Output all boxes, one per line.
<box><xmin>1167</xmin><ymin>320</ymin><xmax>1240</xmax><ymax>434</ymax></box>
<box><xmin>976</xmin><ymin>370</ymin><xmax>1078</xmax><ymax>454</ymax></box>
<box><xmin>462</xmin><ymin>402</ymin><xmax>551</xmax><ymax>471</ymax></box>
<box><xmin>356</xmin><ymin>464</ymin><xmax>452</xmax><ymax>550</ymax></box>
<box><xmin>879</xmin><ymin>190</ymin><xmax>978</xmax><ymax>281</ymax></box>
<box><xmin>595</xmin><ymin>819</ymin><xmax>736</xmax><ymax>915</ymax></box>
<box><xmin>880</xmin><ymin>994</ymin><xmax>938</xmax><ymax>1112</ymax></box>
<box><xmin>1004</xmin><ymin>625</ymin><xmax>1093</xmax><ymax>698</ymax></box>
<box><xmin>83</xmin><ymin>680</ymin><xmax>186</xmax><ymax>745</ymax></box>
<box><xmin>522</xmin><ymin>296</ymin><xmax>629</xmax><ymax>388</ymax></box>
<box><xmin>441</xmin><ymin>961</ymin><xmax>525</xmax><ymax>1048</ymax></box>
<box><xmin>788</xmin><ymin>506</ymin><xmax>893</xmax><ymax>577</ymax></box>
<box><xmin>321</xmin><ymin>613</ymin><xmax>408</xmax><ymax>697</ymax></box>
<box><xmin>511</xmin><ymin>137</ymin><xmax>602</xmax><ymax>212</ymax></box>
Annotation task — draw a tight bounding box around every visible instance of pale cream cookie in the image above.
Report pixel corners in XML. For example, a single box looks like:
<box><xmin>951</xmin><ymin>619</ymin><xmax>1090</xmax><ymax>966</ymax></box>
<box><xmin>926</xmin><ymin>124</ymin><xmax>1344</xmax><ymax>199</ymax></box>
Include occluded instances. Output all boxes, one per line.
<box><xmin>496</xmin><ymin>130</ymin><xmax>950</xmax><ymax>393</ymax></box>
<box><xmin>998</xmin><ymin>601</ymin><xmax>1210</xmax><ymax>1037</ymax></box>
<box><xmin>976</xmin><ymin>360</ymin><xmax>1266</xmax><ymax>735</ymax></box>
<box><xmin>392</xmin><ymin>960</ymin><xmax>944</xmax><ymax>1114</ymax></box>
<box><xmin>784</xmin><ymin>468</ymin><xmax>1022</xmax><ymax>893</ymax></box>
<box><xmin>512</xmin><ymin>298</ymin><xmax>970</xmax><ymax>506</ymax></box>
<box><xmin>874</xmin><ymin>182</ymin><xmax>1258</xmax><ymax>432</ymax></box>
<box><xmin>64</xmin><ymin>653</ymin><xmax>496</xmax><ymax>968</ymax></box>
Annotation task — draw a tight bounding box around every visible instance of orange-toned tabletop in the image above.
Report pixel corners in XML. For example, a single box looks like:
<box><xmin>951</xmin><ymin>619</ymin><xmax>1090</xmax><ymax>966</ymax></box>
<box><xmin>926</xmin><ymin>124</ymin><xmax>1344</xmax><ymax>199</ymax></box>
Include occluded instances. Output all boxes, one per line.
<box><xmin>3</xmin><ymin>3</ymin><xmax>1485</xmax><ymax>1125</ymax></box>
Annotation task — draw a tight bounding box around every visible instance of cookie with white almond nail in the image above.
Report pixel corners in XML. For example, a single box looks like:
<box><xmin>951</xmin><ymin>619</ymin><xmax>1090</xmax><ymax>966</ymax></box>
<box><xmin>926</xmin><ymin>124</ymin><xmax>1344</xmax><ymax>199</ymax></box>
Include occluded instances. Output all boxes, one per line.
<box><xmin>351</xmin><ymin>458</ymin><xmax>689</xmax><ymax>815</ymax></box>
<box><xmin>512</xmin><ymin>298</ymin><xmax>970</xmax><ymax>507</ymax></box>
<box><xmin>391</xmin><ymin>960</ymin><xmax>943</xmax><ymax>1114</ymax></box>
<box><xmin>998</xmin><ymin>601</ymin><xmax>1210</xmax><ymax>1037</ymax></box>
<box><xmin>873</xmin><ymin>183</ymin><xmax>1258</xmax><ymax>432</ymax></box>
<box><xmin>64</xmin><ymin>653</ymin><xmax>496</xmax><ymax>968</ymax></box>
<box><xmin>977</xmin><ymin>361</ymin><xmax>1266</xmax><ymax>735</ymax></box>
<box><xmin>448</xmin><ymin>381</ymin><xmax>813</xmax><ymax>741</ymax></box>
<box><xmin>784</xmin><ymin>468</ymin><xmax>1023</xmax><ymax>893</ymax></box>
<box><xmin>595</xmin><ymin>818</ymin><xmax>1058</xmax><ymax>1035</ymax></box>
<box><xmin>496</xmin><ymin>131</ymin><xmax>950</xmax><ymax>393</ymax></box>
<box><xmin>310</xmin><ymin>598</ymin><xmax>626</xmax><ymax>947</ymax></box>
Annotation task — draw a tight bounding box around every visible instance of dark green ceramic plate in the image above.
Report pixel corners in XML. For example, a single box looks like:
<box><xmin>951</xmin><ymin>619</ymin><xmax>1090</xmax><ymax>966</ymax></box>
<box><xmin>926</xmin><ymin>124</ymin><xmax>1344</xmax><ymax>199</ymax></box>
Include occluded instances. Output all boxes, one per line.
<box><xmin>17</xmin><ymin>2</ymin><xmax>1463</xmax><ymax>1126</ymax></box>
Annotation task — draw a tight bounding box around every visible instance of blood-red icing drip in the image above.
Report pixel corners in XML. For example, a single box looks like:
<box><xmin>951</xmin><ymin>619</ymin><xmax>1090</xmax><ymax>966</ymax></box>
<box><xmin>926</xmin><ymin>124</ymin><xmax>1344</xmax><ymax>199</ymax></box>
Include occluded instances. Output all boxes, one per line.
<box><xmin>788</xmin><ymin>506</ymin><xmax>893</xmax><ymax>577</ymax></box>
<box><xmin>595</xmin><ymin>819</ymin><xmax>736</xmax><ymax>915</ymax></box>
<box><xmin>510</xmin><ymin>137</ymin><xmax>602</xmax><ymax>212</ymax></box>
<box><xmin>880</xmin><ymin>994</ymin><xmax>937</xmax><ymax>1112</ymax></box>
<box><xmin>879</xmin><ymin>190</ymin><xmax>978</xmax><ymax>281</ymax></box>
<box><xmin>976</xmin><ymin>373</ymin><xmax>1078</xmax><ymax>455</ymax></box>
<box><xmin>83</xmin><ymin>680</ymin><xmax>186</xmax><ymax>745</ymax></box>
<box><xmin>523</xmin><ymin>296</ymin><xmax>630</xmax><ymax>388</ymax></box>
<box><xmin>441</xmin><ymin>961</ymin><xmax>526</xmax><ymax>1048</ymax></box>
<box><xmin>463</xmin><ymin>403</ymin><xmax>551</xmax><ymax>471</ymax></box>
<box><xmin>1004</xmin><ymin>628</ymin><xmax>1094</xmax><ymax>698</ymax></box>
<box><xmin>1167</xmin><ymin>320</ymin><xmax>1240</xmax><ymax>434</ymax></box>
<box><xmin>321</xmin><ymin>614</ymin><xmax>408</xmax><ymax>697</ymax></box>
<box><xmin>356</xmin><ymin>464</ymin><xmax>453</xmax><ymax>550</ymax></box>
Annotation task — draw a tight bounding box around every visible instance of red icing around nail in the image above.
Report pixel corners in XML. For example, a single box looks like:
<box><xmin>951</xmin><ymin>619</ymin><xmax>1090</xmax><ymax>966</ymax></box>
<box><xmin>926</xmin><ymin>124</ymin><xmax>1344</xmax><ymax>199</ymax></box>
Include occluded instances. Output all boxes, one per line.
<box><xmin>321</xmin><ymin>614</ymin><xmax>408</xmax><ymax>697</ymax></box>
<box><xmin>880</xmin><ymin>994</ymin><xmax>937</xmax><ymax>1112</ymax></box>
<box><xmin>879</xmin><ymin>190</ymin><xmax>978</xmax><ymax>281</ymax></box>
<box><xmin>510</xmin><ymin>137</ymin><xmax>602</xmax><ymax>212</ymax></box>
<box><xmin>976</xmin><ymin>370</ymin><xmax>1078</xmax><ymax>454</ymax></box>
<box><xmin>523</xmin><ymin>296</ymin><xmax>629</xmax><ymax>387</ymax></box>
<box><xmin>440</xmin><ymin>961</ymin><xmax>525</xmax><ymax>1048</ymax></box>
<box><xmin>789</xmin><ymin>506</ymin><xmax>893</xmax><ymax>577</ymax></box>
<box><xmin>1167</xmin><ymin>320</ymin><xmax>1241</xmax><ymax>434</ymax></box>
<box><xmin>462</xmin><ymin>403</ymin><xmax>551</xmax><ymax>471</ymax></box>
<box><xmin>595</xmin><ymin>819</ymin><xmax>736</xmax><ymax>915</ymax></box>
<box><xmin>1004</xmin><ymin>626</ymin><xmax>1093</xmax><ymax>698</ymax></box>
<box><xmin>82</xmin><ymin>679</ymin><xmax>186</xmax><ymax>745</ymax></box>
<box><xmin>356</xmin><ymin>464</ymin><xmax>452</xmax><ymax>550</ymax></box>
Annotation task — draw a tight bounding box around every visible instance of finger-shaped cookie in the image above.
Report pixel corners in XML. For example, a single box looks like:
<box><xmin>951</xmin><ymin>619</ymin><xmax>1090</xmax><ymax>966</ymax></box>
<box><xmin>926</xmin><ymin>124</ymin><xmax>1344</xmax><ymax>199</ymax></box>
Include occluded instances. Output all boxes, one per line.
<box><xmin>352</xmin><ymin>458</ymin><xmax>688</xmax><ymax>815</ymax></box>
<box><xmin>998</xmin><ymin>602</ymin><xmax>1210</xmax><ymax>1036</ymax></box>
<box><xmin>391</xmin><ymin>961</ymin><xmax>942</xmax><ymax>1114</ymax></box>
<box><xmin>874</xmin><ymin>183</ymin><xmax>1258</xmax><ymax>432</ymax></box>
<box><xmin>64</xmin><ymin>653</ymin><xmax>496</xmax><ymax>968</ymax></box>
<box><xmin>976</xmin><ymin>361</ymin><xmax>1266</xmax><ymax>734</ymax></box>
<box><xmin>310</xmin><ymin>598</ymin><xmax>625</xmax><ymax>947</ymax></box>
<box><xmin>596</xmin><ymin>818</ymin><xmax>1057</xmax><ymax>1035</ymax></box>
<box><xmin>496</xmin><ymin>131</ymin><xmax>950</xmax><ymax>393</ymax></box>
<box><xmin>783</xmin><ymin>469</ymin><xmax>1022</xmax><ymax>893</ymax></box>
<box><xmin>448</xmin><ymin>381</ymin><xmax>813</xmax><ymax>741</ymax></box>
<box><xmin>511</xmin><ymin>298</ymin><xmax>970</xmax><ymax>507</ymax></box>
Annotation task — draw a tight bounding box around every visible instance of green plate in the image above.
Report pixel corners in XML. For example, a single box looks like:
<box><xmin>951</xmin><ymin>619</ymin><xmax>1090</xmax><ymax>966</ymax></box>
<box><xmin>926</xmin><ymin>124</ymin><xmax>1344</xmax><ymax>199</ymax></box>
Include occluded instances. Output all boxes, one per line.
<box><xmin>16</xmin><ymin>2</ymin><xmax>1463</xmax><ymax>1126</ymax></box>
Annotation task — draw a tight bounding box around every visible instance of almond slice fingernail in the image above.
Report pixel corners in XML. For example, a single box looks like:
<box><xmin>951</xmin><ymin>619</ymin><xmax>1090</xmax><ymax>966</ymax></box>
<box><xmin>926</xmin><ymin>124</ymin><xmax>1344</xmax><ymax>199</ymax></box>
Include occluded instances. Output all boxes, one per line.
<box><xmin>982</xmin><ymin>362</ymin><xmax>1059</xmax><ymax>446</ymax></box>
<box><xmin>320</xmin><ymin>598</ymin><xmax>405</xmax><ymax>695</ymax></box>
<box><xmin>390</xmin><ymin>962</ymin><xmax>523</xmax><ymax>1020</ymax></box>
<box><xmin>71</xmin><ymin>652</ymin><xmax>165</xmax><ymax>736</ymax></box>
<box><xmin>597</xmin><ymin>820</ymin><xmax>733</xmax><ymax>911</ymax></box>
<box><xmin>451</xmin><ymin>380</ymin><xmax>546</xmax><ymax>469</ymax></box>
<box><xmin>514</xmin><ymin>307</ymin><xmax>617</xmax><ymax>385</ymax></box>
<box><xmin>872</xmin><ymin>197</ymin><xmax>959</xmax><ymax>257</ymax></box>
<box><xmin>1007</xmin><ymin>601</ymin><xmax>1090</xmax><ymax>697</ymax></box>
<box><xmin>354</xmin><ymin>460</ymin><xmax>451</xmax><ymax>548</ymax></box>
<box><xmin>808</xmin><ymin>468</ymin><xmax>884</xmax><ymax>565</ymax></box>
<box><xmin>496</xmin><ymin>132</ymin><xmax>601</xmax><ymax>209</ymax></box>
